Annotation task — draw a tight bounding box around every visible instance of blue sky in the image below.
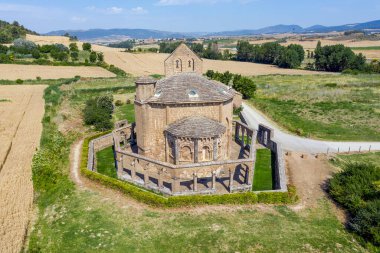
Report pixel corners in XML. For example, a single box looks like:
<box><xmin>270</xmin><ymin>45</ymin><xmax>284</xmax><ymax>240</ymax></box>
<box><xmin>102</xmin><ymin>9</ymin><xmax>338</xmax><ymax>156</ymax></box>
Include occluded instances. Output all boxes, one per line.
<box><xmin>0</xmin><ymin>0</ymin><xmax>379</xmax><ymax>33</ymax></box>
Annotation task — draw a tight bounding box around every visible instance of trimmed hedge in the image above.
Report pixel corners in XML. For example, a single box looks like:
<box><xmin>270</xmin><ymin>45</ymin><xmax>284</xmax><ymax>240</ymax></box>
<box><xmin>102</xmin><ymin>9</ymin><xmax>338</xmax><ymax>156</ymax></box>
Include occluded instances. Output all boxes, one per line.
<box><xmin>81</xmin><ymin>134</ymin><xmax>298</xmax><ymax>207</ymax></box>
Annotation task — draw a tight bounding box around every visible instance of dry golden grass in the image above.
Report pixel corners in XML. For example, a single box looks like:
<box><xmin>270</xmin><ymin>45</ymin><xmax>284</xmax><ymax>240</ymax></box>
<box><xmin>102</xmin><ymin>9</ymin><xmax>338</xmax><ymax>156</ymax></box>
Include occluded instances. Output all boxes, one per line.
<box><xmin>0</xmin><ymin>85</ymin><xmax>46</xmax><ymax>253</ymax></box>
<box><xmin>26</xmin><ymin>35</ymin><xmax>331</xmax><ymax>76</ymax></box>
<box><xmin>0</xmin><ymin>64</ymin><xmax>116</xmax><ymax>80</ymax></box>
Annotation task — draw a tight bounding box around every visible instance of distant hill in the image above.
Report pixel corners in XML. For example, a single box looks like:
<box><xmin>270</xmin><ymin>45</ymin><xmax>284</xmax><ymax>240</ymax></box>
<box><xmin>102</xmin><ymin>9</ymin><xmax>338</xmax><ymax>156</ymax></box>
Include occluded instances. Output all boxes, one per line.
<box><xmin>45</xmin><ymin>28</ymin><xmax>190</xmax><ymax>40</ymax></box>
<box><xmin>0</xmin><ymin>20</ymin><xmax>38</xmax><ymax>43</ymax></box>
<box><xmin>45</xmin><ymin>19</ymin><xmax>380</xmax><ymax>40</ymax></box>
<box><xmin>208</xmin><ymin>20</ymin><xmax>380</xmax><ymax>37</ymax></box>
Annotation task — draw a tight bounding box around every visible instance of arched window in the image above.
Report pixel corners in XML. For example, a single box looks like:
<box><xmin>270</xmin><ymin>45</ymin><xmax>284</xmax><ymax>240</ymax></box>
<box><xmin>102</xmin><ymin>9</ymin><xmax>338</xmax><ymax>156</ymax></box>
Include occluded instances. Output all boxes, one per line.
<box><xmin>181</xmin><ymin>146</ymin><xmax>192</xmax><ymax>161</ymax></box>
<box><xmin>202</xmin><ymin>146</ymin><xmax>211</xmax><ymax>161</ymax></box>
<box><xmin>188</xmin><ymin>60</ymin><xmax>192</xmax><ymax>68</ymax></box>
<box><xmin>176</xmin><ymin>60</ymin><xmax>180</xmax><ymax>69</ymax></box>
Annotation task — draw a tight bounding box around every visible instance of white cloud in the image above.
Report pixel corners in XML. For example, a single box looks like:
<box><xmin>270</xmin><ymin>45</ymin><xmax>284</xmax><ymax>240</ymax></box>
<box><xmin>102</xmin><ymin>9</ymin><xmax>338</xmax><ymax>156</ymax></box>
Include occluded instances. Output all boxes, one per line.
<box><xmin>156</xmin><ymin>0</ymin><xmax>257</xmax><ymax>5</ymax></box>
<box><xmin>131</xmin><ymin>6</ymin><xmax>148</xmax><ymax>14</ymax></box>
<box><xmin>71</xmin><ymin>16</ymin><xmax>87</xmax><ymax>23</ymax></box>
<box><xmin>86</xmin><ymin>6</ymin><xmax>123</xmax><ymax>15</ymax></box>
<box><xmin>107</xmin><ymin>7</ymin><xmax>123</xmax><ymax>14</ymax></box>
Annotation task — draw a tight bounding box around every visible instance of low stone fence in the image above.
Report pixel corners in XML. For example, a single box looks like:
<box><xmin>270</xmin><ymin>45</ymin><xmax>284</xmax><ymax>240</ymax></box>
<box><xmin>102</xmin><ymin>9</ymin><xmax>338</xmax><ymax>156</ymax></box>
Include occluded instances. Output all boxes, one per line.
<box><xmin>87</xmin><ymin>133</ymin><xmax>113</xmax><ymax>171</ymax></box>
<box><xmin>257</xmin><ymin>124</ymin><xmax>287</xmax><ymax>191</ymax></box>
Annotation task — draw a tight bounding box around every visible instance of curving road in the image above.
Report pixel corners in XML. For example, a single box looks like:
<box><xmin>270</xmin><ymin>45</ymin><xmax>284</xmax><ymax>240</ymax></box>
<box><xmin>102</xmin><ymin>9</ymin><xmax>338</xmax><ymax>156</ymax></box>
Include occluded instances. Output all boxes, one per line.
<box><xmin>241</xmin><ymin>102</ymin><xmax>380</xmax><ymax>154</ymax></box>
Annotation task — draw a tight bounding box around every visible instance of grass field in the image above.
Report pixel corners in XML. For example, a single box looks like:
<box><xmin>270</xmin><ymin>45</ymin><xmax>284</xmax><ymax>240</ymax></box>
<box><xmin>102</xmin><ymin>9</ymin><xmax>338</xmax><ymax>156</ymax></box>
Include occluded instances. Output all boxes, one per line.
<box><xmin>27</xmin><ymin>76</ymin><xmax>370</xmax><ymax>252</ymax></box>
<box><xmin>335</xmin><ymin>151</ymin><xmax>380</xmax><ymax>165</ymax></box>
<box><xmin>249</xmin><ymin>74</ymin><xmax>380</xmax><ymax>141</ymax></box>
<box><xmin>113</xmin><ymin>103</ymin><xmax>135</xmax><ymax>123</ymax></box>
<box><xmin>253</xmin><ymin>149</ymin><xmax>273</xmax><ymax>191</ymax></box>
<box><xmin>350</xmin><ymin>46</ymin><xmax>380</xmax><ymax>50</ymax></box>
<box><xmin>96</xmin><ymin>147</ymin><xmax>117</xmax><ymax>178</ymax></box>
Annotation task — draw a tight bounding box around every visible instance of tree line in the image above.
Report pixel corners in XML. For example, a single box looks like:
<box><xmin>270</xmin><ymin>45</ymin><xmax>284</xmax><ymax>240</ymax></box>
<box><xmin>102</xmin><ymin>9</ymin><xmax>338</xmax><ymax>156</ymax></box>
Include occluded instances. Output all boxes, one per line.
<box><xmin>0</xmin><ymin>39</ymin><xmax>104</xmax><ymax>64</ymax></box>
<box><xmin>205</xmin><ymin>70</ymin><xmax>256</xmax><ymax>99</ymax></box>
<box><xmin>236</xmin><ymin>41</ymin><xmax>305</xmax><ymax>69</ymax></box>
<box><xmin>0</xmin><ymin>20</ymin><xmax>38</xmax><ymax>43</ymax></box>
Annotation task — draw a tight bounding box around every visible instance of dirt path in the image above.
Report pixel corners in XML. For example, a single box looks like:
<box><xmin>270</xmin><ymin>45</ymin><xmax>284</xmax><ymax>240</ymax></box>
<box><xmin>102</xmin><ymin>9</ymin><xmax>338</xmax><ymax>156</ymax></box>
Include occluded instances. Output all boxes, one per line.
<box><xmin>286</xmin><ymin>152</ymin><xmax>347</xmax><ymax>221</ymax></box>
<box><xmin>0</xmin><ymin>85</ymin><xmax>46</xmax><ymax>253</ymax></box>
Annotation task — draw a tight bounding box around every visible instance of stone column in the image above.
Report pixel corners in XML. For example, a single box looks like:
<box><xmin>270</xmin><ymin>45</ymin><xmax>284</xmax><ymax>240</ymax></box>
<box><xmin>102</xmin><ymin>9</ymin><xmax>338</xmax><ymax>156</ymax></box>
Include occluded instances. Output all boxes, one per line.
<box><xmin>194</xmin><ymin>139</ymin><xmax>199</xmax><ymax>163</ymax></box>
<box><xmin>144</xmin><ymin>169</ymin><xmax>149</xmax><ymax>187</ymax></box>
<box><xmin>235</xmin><ymin>123</ymin><xmax>240</xmax><ymax>141</ymax></box>
<box><xmin>212</xmin><ymin>171</ymin><xmax>216</xmax><ymax>190</ymax></box>
<box><xmin>172</xmin><ymin>177</ymin><xmax>180</xmax><ymax>194</ymax></box>
<box><xmin>174</xmin><ymin>138</ymin><xmax>179</xmax><ymax>165</ymax></box>
<box><xmin>130</xmin><ymin>166</ymin><xmax>136</xmax><ymax>181</ymax></box>
<box><xmin>247</xmin><ymin>165</ymin><xmax>253</xmax><ymax>186</ymax></box>
<box><xmin>116</xmin><ymin>154</ymin><xmax>123</xmax><ymax>178</ymax></box>
<box><xmin>241</xmin><ymin>128</ymin><xmax>245</xmax><ymax>148</ymax></box>
<box><xmin>193</xmin><ymin>173</ymin><xmax>198</xmax><ymax>192</ymax></box>
<box><xmin>131</xmin><ymin>124</ymin><xmax>135</xmax><ymax>144</ymax></box>
<box><xmin>158</xmin><ymin>171</ymin><xmax>163</xmax><ymax>189</ymax></box>
<box><xmin>229</xmin><ymin>168</ymin><xmax>234</xmax><ymax>193</ymax></box>
<box><xmin>213</xmin><ymin>138</ymin><xmax>218</xmax><ymax>161</ymax></box>
<box><xmin>249</xmin><ymin>134</ymin><xmax>255</xmax><ymax>158</ymax></box>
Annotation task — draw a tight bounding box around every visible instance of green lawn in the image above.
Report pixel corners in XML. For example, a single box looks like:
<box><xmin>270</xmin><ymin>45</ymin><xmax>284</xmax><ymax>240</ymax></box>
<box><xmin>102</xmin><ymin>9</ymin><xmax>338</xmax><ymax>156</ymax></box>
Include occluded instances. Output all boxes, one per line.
<box><xmin>249</xmin><ymin>74</ymin><xmax>380</xmax><ymax>141</ymax></box>
<box><xmin>253</xmin><ymin>149</ymin><xmax>273</xmax><ymax>191</ymax></box>
<box><xmin>335</xmin><ymin>151</ymin><xmax>380</xmax><ymax>165</ymax></box>
<box><xmin>113</xmin><ymin>103</ymin><xmax>135</xmax><ymax>123</ymax></box>
<box><xmin>350</xmin><ymin>46</ymin><xmax>380</xmax><ymax>50</ymax></box>
<box><xmin>29</xmin><ymin>77</ymin><xmax>370</xmax><ymax>253</ymax></box>
<box><xmin>96</xmin><ymin>146</ymin><xmax>117</xmax><ymax>178</ymax></box>
<box><xmin>30</xmin><ymin>190</ymin><xmax>367</xmax><ymax>253</ymax></box>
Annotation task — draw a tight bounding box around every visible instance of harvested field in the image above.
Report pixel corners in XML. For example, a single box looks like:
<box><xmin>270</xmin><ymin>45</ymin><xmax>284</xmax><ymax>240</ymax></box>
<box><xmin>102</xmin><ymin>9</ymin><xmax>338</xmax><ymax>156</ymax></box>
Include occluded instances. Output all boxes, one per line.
<box><xmin>0</xmin><ymin>64</ymin><xmax>116</xmax><ymax>80</ymax></box>
<box><xmin>93</xmin><ymin>49</ymin><xmax>329</xmax><ymax>76</ymax></box>
<box><xmin>0</xmin><ymin>85</ymin><xmax>46</xmax><ymax>253</ymax></box>
<box><xmin>26</xmin><ymin>35</ymin><xmax>330</xmax><ymax>76</ymax></box>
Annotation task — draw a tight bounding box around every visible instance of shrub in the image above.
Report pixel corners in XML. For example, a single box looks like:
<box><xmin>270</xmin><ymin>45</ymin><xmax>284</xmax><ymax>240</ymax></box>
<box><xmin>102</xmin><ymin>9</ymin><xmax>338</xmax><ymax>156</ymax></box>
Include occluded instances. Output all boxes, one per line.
<box><xmin>36</xmin><ymin>76</ymin><xmax>41</xmax><ymax>81</ymax></box>
<box><xmin>13</xmin><ymin>38</ymin><xmax>37</xmax><ymax>54</ymax></box>
<box><xmin>82</xmin><ymin>42</ymin><xmax>92</xmax><ymax>51</ymax></box>
<box><xmin>329</xmin><ymin>162</ymin><xmax>380</xmax><ymax>246</ymax></box>
<box><xmin>0</xmin><ymin>44</ymin><xmax>8</xmax><ymax>54</ymax></box>
<box><xmin>70</xmin><ymin>51</ymin><xmax>79</xmax><ymax>61</ymax></box>
<box><xmin>115</xmin><ymin>100</ymin><xmax>123</xmax><ymax>106</ymax></box>
<box><xmin>97</xmin><ymin>52</ymin><xmax>104</xmax><ymax>62</ymax></box>
<box><xmin>83</xmin><ymin>95</ymin><xmax>114</xmax><ymax>131</ymax></box>
<box><xmin>233</xmin><ymin>106</ymin><xmax>243</xmax><ymax>115</ymax></box>
<box><xmin>233</xmin><ymin>75</ymin><xmax>256</xmax><ymax>99</ymax></box>
<box><xmin>89</xmin><ymin>51</ymin><xmax>97</xmax><ymax>63</ymax></box>
<box><xmin>16</xmin><ymin>79</ymin><xmax>23</xmax><ymax>84</ymax></box>
<box><xmin>69</xmin><ymin>42</ymin><xmax>79</xmax><ymax>52</ymax></box>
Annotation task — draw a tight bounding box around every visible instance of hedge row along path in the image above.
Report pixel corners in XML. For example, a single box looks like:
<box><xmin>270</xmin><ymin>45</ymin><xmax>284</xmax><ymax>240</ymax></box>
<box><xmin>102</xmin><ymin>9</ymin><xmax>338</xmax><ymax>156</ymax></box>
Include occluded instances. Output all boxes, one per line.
<box><xmin>0</xmin><ymin>85</ymin><xmax>46</xmax><ymax>253</ymax></box>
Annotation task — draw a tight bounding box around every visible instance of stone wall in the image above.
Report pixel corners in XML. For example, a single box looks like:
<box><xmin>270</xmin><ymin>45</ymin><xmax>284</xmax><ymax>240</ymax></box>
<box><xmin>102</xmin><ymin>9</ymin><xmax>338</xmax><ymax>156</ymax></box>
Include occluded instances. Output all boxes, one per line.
<box><xmin>257</xmin><ymin>124</ymin><xmax>287</xmax><ymax>191</ymax></box>
<box><xmin>164</xmin><ymin>44</ymin><xmax>203</xmax><ymax>77</ymax></box>
<box><xmin>88</xmin><ymin>133</ymin><xmax>113</xmax><ymax>171</ymax></box>
<box><xmin>134</xmin><ymin>100</ymin><xmax>233</xmax><ymax>162</ymax></box>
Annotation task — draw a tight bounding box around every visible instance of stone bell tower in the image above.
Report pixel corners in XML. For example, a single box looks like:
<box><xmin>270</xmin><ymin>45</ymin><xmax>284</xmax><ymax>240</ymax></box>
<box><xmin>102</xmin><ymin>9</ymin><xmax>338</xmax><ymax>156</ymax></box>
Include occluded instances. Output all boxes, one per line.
<box><xmin>164</xmin><ymin>43</ymin><xmax>203</xmax><ymax>77</ymax></box>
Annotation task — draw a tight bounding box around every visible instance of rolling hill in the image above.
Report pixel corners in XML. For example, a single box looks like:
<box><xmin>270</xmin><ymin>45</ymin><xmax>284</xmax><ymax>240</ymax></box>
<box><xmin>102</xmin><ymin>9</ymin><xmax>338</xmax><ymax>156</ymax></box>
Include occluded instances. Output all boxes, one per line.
<box><xmin>44</xmin><ymin>19</ymin><xmax>380</xmax><ymax>40</ymax></box>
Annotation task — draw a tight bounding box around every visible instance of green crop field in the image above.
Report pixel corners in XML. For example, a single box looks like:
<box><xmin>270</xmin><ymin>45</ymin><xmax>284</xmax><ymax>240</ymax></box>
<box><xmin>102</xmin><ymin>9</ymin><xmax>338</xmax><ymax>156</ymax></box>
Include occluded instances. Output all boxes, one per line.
<box><xmin>350</xmin><ymin>46</ymin><xmax>380</xmax><ymax>50</ymax></box>
<box><xmin>249</xmin><ymin>74</ymin><xmax>380</xmax><ymax>141</ymax></box>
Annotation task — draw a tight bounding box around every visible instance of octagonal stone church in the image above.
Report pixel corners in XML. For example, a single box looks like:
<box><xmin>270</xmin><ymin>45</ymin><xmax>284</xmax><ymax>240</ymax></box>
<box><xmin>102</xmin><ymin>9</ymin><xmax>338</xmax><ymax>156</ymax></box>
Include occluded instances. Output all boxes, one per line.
<box><xmin>112</xmin><ymin>44</ymin><xmax>256</xmax><ymax>195</ymax></box>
